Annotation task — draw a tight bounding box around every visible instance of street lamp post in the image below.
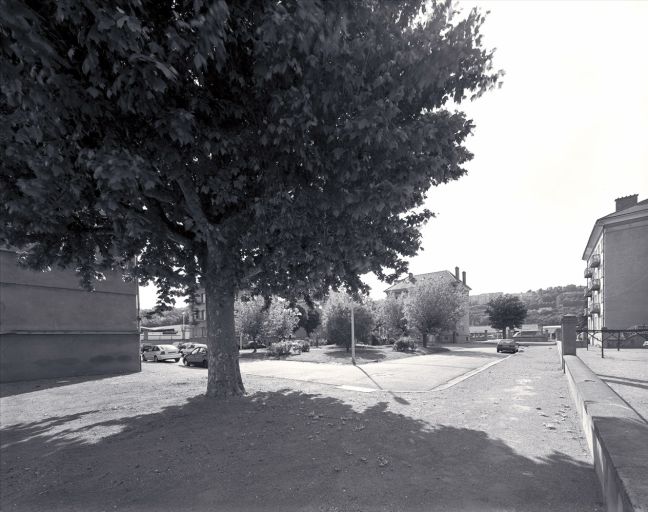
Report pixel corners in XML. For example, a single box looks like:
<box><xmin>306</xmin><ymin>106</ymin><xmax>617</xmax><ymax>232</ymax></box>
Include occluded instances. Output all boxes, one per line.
<box><xmin>351</xmin><ymin>302</ymin><xmax>356</xmax><ymax>365</ymax></box>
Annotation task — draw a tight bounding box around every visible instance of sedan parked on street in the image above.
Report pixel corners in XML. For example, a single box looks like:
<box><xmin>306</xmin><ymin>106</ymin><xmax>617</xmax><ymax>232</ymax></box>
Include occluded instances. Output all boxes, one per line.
<box><xmin>142</xmin><ymin>344</ymin><xmax>181</xmax><ymax>362</ymax></box>
<box><xmin>496</xmin><ymin>339</ymin><xmax>518</xmax><ymax>354</ymax></box>
<box><xmin>182</xmin><ymin>346</ymin><xmax>209</xmax><ymax>368</ymax></box>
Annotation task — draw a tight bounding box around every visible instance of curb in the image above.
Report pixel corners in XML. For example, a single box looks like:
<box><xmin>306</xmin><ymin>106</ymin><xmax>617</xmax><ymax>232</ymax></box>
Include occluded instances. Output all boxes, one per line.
<box><xmin>563</xmin><ymin>355</ymin><xmax>648</xmax><ymax>512</ymax></box>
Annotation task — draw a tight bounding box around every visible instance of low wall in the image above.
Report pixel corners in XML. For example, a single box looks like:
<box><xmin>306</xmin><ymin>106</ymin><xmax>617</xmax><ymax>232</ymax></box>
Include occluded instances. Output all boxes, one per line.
<box><xmin>0</xmin><ymin>333</ymin><xmax>140</xmax><ymax>383</ymax></box>
<box><xmin>563</xmin><ymin>355</ymin><xmax>648</xmax><ymax>512</ymax></box>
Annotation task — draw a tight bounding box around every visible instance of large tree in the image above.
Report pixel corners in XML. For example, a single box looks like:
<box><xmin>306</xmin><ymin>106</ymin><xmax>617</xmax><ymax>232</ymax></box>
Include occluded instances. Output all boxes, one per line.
<box><xmin>486</xmin><ymin>295</ymin><xmax>528</xmax><ymax>339</ymax></box>
<box><xmin>0</xmin><ymin>1</ymin><xmax>500</xmax><ymax>397</ymax></box>
<box><xmin>404</xmin><ymin>277</ymin><xmax>466</xmax><ymax>346</ymax></box>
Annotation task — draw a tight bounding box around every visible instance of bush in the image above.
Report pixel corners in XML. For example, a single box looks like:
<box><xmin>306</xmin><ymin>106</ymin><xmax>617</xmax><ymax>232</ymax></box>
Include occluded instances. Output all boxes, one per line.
<box><xmin>393</xmin><ymin>337</ymin><xmax>416</xmax><ymax>352</ymax></box>
<box><xmin>267</xmin><ymin>341</ymin><xmax>292</xmax><ymax>357</ymax></box>
<box><xmin>297</xmin><ymin>340</ymin><xmax>310</xmax><ymax>352</ymax></box>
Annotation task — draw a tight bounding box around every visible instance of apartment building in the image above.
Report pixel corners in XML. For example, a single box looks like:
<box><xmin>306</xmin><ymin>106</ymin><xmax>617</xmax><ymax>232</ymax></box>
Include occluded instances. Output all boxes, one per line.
<box><xmin>0</xmin><ymin>247</ymin><xmax>140</xmax><ymax>382</ymax></box>
<box><xmin>582</xmin><ymin>194</ymin><xmax>648</xmax><ymax>334</ymax></box>
<box><xmin>385</xmin><ymin>267</ymin><xmax>471</xmax><ymax>343</ymax></box>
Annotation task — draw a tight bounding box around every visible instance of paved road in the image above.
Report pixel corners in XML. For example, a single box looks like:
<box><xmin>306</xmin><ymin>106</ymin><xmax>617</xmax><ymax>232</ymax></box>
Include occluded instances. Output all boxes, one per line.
<box><xmin>1</xmin><ymin>345</ymin><xmax>603</xmax><ymax>511</ymax></box>
<box><xmin>241</xmin><ymin>346</ymin><xmax>510</xmax><ymax>392</ymax></box>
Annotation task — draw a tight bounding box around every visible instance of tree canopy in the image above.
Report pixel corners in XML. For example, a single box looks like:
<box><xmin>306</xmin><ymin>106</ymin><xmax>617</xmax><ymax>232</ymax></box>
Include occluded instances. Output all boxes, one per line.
<box><xmin>486</xmin><ymin>294</ymin><xmax>528</xmax><ymax>338</ymax></box>
<box><xmin>1</xmin><ymin>0</ymin><xmax>500</xmax><ymax>397</ymax></box>
<box><xmin>404</xmin><ymin>276</ymin><xmax>466</xmax><ymax>346</ymax></box>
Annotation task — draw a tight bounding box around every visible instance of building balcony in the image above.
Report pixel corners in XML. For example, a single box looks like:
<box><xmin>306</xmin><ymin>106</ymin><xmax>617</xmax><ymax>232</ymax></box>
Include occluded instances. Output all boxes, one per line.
<box><xmin>589</xmin><ymin>278</ymin><xmax>601</xmax><ymax>292</ymax></box>
<box><xmin>584</xmin><ymin>307</ymin><xmax>590</xmax><ymax>317</ymax></box>
<box><xmin>584</xmin><ymin>288</ymin><xmax>592</xmax><ymax>298</ymax></box>
<box><xmin>584</xmin><ymin>268</ymin><xmax>593</xmax><ymax>278</ymax></box>
<box><xmin>590</xmin><ymin>254</ymin><xmax>601</xmax><ymax>267</ymax></box>
<box><xmin>591</xmin><ymin>303</ymin><xmax>601</xmax><ymax>315</ymax></box>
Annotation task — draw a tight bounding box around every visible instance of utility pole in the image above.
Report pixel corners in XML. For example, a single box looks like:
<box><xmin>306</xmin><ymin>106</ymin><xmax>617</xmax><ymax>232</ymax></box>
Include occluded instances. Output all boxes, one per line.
<box><xmin>351</xmin><ymin>302</ymin><xmax>356</xmax><ymax>365</ymax></box>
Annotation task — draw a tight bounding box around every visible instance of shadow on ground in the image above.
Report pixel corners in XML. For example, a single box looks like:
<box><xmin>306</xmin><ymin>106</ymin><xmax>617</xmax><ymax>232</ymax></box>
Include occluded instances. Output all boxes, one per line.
<box><xmin>1</xmin><ymin>390</ymin><xmax>601</xmax><ymax>512</ymax></box>
<box><xmin>0</xmin><ymin>372</ymin><xmax>137</xmax><ymax>399</ymax></box>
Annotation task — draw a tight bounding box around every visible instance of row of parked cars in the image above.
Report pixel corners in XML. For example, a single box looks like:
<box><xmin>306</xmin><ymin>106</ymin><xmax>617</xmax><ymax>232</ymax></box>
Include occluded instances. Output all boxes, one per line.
<box><xmin>141</xmin><ymin>342</ymin><xmax>209</xmax><ymax>367</ymax></box>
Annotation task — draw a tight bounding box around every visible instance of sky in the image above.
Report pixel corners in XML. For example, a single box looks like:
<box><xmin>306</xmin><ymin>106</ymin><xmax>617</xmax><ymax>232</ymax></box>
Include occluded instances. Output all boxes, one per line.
<box><xmin>139</xmin><ymin>1</ymin><xmax>648</xmax><ymax>309</ymax></box>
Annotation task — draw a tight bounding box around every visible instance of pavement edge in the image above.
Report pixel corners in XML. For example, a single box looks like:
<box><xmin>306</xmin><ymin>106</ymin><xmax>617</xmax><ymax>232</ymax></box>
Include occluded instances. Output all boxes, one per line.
<box><xmin>563</xmin><ymin>354</ymin><xmax>648</xmax><ymax>512</ymax></box>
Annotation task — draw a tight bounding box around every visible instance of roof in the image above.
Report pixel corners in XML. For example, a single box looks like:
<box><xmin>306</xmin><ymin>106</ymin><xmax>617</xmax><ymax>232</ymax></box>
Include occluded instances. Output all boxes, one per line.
<box><xmin>582</xmin><ymin>197</ymin><xmax>648</xmax><ymax>260</ymax></box>
<box><xmin>385</xmin><ymin>270</ymin><xmax>471</xmax><ymax>293</ymax></box>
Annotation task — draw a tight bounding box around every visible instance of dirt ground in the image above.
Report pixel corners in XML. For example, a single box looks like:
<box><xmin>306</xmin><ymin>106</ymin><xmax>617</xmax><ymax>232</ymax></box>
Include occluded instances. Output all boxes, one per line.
<box><xmin>0</xmin><ymin>346</ymin><xmax>602</xmax><ymax>512</ymax></box>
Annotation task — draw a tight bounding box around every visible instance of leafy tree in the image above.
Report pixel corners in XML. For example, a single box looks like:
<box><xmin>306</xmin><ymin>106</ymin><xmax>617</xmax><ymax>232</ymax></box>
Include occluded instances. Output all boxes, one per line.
<box><xmin>141</xmin><ymin>306</ymin><xmax>191</xmax><ymax>328</ymax></box>
<box><xmin>235</xmin><ymin>296</ymin><xmax>266</xmax><ymax>348</ymax></box>
<box><xmin>376</xmin><ymin>296</ymin><xmax>407</xmax><ymax>342</ymax></box>
<box><xmin>322</xmin><ymin>293</ymin><xmax>374</xmax><ymax>351</ymax></box>
<box><xmin>404</xmin><ymin>277</ymin><xmax>466</xmax><ymax>347</ymax></box>
<box><xmin>293</xmin><ymin>305</ymin><xmax>321</xmax><ymax>338</ymax></box>
<box><xmin>0</xmin><ymin>1</ymin><xmax>500</xmax><ymax>397</ymax></box>
<box><xmin>486</xmin><ymin>294</ymin><xmax>528</xmax><ymax>338</ymax></box>
<box><xmin>262</xmin><ymin>300</ymin><xmax>300</xmax><ymax>342</ymax></box>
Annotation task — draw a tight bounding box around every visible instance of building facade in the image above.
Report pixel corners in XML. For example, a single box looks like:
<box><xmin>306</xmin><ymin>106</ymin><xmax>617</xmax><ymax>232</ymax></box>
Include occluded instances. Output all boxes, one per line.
<box><xmin>582</xmin><ymin>194</ymin><xmax>648</xmax><ymax>335</ymax></box>
<box><xmin>0</xmin><ymin>248</ymin><xmax>140</xmax><ymax>382</ymax></box>
<box><xmin>385</xmin><ymin>267</ymin><xmax>471</xmax><ymax>343</ymax></box>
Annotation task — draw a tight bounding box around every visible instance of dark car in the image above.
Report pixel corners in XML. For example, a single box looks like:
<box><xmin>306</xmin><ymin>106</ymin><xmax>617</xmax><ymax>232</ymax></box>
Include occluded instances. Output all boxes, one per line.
<box><xmin>182</xmin><ymin>346</ymin><xmax>208</xmax><ymax>368</ymax></box>
<box><xmin>496</xmin><ymin>339</ymin><xmax>518</xmax><ymax>354</ymax></box>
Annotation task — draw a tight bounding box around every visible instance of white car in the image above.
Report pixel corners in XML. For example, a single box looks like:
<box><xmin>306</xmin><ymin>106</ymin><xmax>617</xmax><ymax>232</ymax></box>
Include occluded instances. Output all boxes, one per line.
<box><xmin>142</xmin><ymin>344</ymin><xmax>181</xmax><ymax>362</ymax></box>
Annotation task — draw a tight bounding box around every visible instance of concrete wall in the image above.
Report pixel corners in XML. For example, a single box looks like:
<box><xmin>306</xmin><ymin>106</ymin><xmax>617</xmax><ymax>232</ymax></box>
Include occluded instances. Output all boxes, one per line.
<box><xmin>0</xmin><ymin>248</ymin><xmax>140</xmax><ymax>382</ymax></box>
<box><xmin>604</xmin><ymin>218</ymin><xmax>648</xmax><ymax>329</ymax></box>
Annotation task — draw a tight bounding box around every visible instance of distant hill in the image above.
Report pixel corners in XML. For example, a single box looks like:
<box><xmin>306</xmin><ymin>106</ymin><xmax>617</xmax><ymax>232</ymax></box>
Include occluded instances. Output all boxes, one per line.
<box><xmin>470</xmin><ymin>285</ymin><xmax>585</xmax><ymax>326</ymax></box>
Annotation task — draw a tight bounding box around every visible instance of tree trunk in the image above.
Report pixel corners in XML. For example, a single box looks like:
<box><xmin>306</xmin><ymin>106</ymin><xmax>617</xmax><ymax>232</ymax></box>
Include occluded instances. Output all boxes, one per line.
<box><xmin>203</xmin><ymin>257</ymin><xmax>245</xmax><ymax>398</ymax></box>
<box><xmin>422</xmin><ymin>332</ymin><xmax>428</xmax><ymax>347</ymax></box>
<box><xmin>502</xmin><ymin>327</ymin><xmax>507</xmax><ymax>339</ymax></box>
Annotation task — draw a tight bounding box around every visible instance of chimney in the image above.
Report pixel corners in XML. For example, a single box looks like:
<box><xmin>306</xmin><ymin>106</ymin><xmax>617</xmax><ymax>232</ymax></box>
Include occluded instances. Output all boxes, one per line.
<box><xmin>615</xmin><ymin>194</ymin><xmax>638</xmax><ymax>212</ymax></box>
<box><xmin>462</xmin><ymin>271</ymin><xmax>466</xmax><ymax>286</ymax></box>
<box><xmin>455</xmin><ymin>266</ymin><xmax>460</xmax><ymax>281</ymax></box>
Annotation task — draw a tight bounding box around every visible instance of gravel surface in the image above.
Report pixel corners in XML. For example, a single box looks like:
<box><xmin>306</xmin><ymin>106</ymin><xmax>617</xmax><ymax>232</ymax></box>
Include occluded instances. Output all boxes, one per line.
<box><xmin>0</xmin><ymin>345</ymin><xmax>603</xmax><ymax>512</ymax></box>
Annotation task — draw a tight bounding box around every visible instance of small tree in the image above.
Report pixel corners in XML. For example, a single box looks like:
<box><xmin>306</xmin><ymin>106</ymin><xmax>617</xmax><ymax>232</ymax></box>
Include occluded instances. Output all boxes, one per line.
<box><xmin>377</xmin><ymin>296</ymin><xmax>407</xmax><ymax>342</ymax></box>
<box><xmin>486</xmin><ymin>295</ymin><xmax>528</xmax><ymax>339</ymax></box>
<box><xmin>235</xmin><ymin>296</ymin><xmax>267</xmax><ymax>350</ymax></box>
<box><xmin>404</xmin><ymin>278</ymin><xmax>465</xmax><ymax>347</ymax></box>
<box><xmin>262</xmin><ymin>301</ymin><xmax>300</xmax><ymax>343</ymax></box>
<box><xmin>322</xmin><ymin>293</ymin><xmax>374</xmax><ymax>352</ymax></box>
<box><xmin>293</xmin><ymin>305</ymin><xmax>322</xmax><ymax>339</ymax></box>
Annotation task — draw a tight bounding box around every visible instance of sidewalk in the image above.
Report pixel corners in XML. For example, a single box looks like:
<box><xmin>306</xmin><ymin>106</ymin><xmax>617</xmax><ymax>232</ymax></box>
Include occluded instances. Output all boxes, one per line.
<box><xmin>576</xmin><ymin>347</ymin><xmax>648</xmax><ymax>422</ymax></box>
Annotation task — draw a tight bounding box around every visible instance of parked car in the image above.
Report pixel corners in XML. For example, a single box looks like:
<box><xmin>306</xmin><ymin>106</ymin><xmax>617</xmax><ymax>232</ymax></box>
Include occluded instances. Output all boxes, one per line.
<box><xmin>182</xmin><ymin>346</ymin><xmax>209</xmax><ymax>368</ymax></box>
<box><xmin>142</xmin><ymin>344</ymin><xmax>181</xmax><ymax>362</ymax></box>
<box><xmin>140</xmin><ymin>343</ymin><xmax>154</xmax><ymax>354</ymax></box>
<box><xmin>496</xmin><ymin>339</ymin><xmax>518</xmax><ymax>354</ymax></box>
<box><xmin>178</xmin><ymin>342</ymin><xmax>206</xmax><ymax>356</ymax></box>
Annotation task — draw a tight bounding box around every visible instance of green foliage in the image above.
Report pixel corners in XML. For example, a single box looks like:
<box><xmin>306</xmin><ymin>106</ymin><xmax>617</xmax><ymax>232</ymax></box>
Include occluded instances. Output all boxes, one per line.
<box><xmin>393</xmin><ymin>336</ymin><xmax>416</xmax><ymax>352</ymax></box>
<box><xmin>486</xmin><ymin>295</ymin><xmax>528</xmax><ymax>334</ymax></box>
<box><xmin>262</xmin><ymin>301</ymin><xmax>300</xmax><ymax>342</ymax></box>
<box><xmin>267</xmin><ymin>341</ymin><xmax>292</xmax><ymax>358</ymax></box>
<box><xmin>297</xmin><ymin>340</ymin><xmax>310</xmax><ymax>353</ymax></box>
<box><xmin>322</xmin><ymin>292</ymin><xmax>374</xmax><ymax>348</ymax></box>
<box><xmin>141</xmin><ymin>307</ymin><xmax>190</xmax><ymax>328</ymax></box>
<box><xmin>0</xmin><ymin>1</ymin><xmax>500</xmax><ymax>396</ymax></box>
<box><xmin>293</xmin><ymin>305</ymin><xmax>322</xmax><ymax>337</ymax></box>
<box><xmin>376</xmin><ymin>296</ymin><xmax>407</xmax><ymax>342</ymax></box>
<box><xmin>404</xmin><ymin>277</ymin><xmax>466</xmax><ymax>345</ymax></box>
<box><xmin>235</xmin><ymin>296</ymin><xmax>267</xmax><ymax>343</ymax></box>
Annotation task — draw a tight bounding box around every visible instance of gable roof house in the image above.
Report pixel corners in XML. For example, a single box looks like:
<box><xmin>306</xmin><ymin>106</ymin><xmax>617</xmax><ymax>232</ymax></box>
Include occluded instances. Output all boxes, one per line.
<box><xmin>385</xmin><ymin>267</ymin><xmax>471</xmax><ymax>343</ymax></box>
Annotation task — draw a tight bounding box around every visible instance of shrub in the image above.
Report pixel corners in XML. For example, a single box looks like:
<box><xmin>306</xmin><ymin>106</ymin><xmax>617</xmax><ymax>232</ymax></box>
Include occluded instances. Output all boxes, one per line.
<box><xmin>267</xmin><ymin>341</ymin><xmax>292</xmax><ymax>358</ymax></box>
<box><xmin>298</xmin><ymin>340</ymin><xmax>310</xmax><ymax>352</ymax></box>
<box><xmin>393</xmin><ymin>337</ymin><xmax>416</xmax><ymax>352</ymax></box>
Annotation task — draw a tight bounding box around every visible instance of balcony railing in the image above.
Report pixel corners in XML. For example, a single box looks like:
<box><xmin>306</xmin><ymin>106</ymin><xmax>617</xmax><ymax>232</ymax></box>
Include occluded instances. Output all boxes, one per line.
<box><xmin>584</xmin><ymin>268</ymin><xmax>593</xmax><ymax>278</ymax></box>
<box><xmin>584</xmin><ymin>288</ymin><xmax>592</xmax><ymax>298</ymax></box>
<box><xmin>590</xmin><ymin>254</ymin><xmax>601</xmax><ymax>267</ymax></box>
<box><xmin>590</xmin><ymin>278</ymin><xmax>601</xmax><ymax>291</ymax></box>
<box><xmin>584</xmin><ymin>307</ymin><xmax>590</xmax><ymax>317</ymax></box>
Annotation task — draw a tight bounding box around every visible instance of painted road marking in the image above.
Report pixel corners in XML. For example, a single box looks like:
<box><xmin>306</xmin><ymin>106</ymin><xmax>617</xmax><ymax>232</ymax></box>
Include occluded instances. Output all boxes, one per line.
<box><xmin>338</xmin><ymin>385</ymin><xmax>376</xmax><ymax>393</ymax></box>
<box><xmin>428</xmin><ymin>354</ymin><xmax>512</xmax><ymax>392</ymax></box>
